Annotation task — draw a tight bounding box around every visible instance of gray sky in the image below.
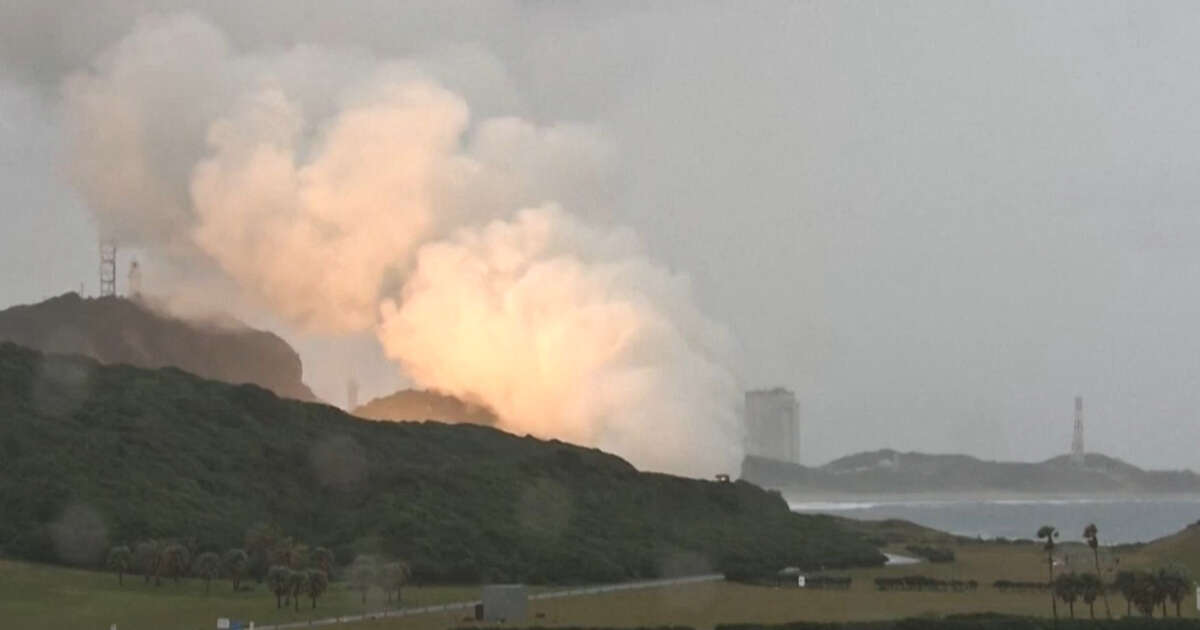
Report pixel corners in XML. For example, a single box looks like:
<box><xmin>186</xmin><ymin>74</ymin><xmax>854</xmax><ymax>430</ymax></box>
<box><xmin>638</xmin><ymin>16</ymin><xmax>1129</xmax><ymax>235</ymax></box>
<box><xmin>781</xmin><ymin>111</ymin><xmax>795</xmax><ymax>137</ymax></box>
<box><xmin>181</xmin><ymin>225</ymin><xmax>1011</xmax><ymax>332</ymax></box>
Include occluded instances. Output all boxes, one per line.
<box><xmin>2</xmin><ymin>1</ymin><xmax>1199</xmax><ymax>470</ymax></box>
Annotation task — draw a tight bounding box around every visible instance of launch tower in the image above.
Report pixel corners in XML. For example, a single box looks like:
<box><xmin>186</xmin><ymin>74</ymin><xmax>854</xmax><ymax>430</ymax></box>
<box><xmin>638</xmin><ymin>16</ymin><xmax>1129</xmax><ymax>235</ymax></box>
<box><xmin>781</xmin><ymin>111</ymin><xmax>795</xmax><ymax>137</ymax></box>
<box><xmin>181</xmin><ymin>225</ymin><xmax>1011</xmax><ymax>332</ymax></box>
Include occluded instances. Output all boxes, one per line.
<box><xmin>1070</xmin><ymin>396</ymin><xmax>1085</xmax><ymax>465</ymax></box>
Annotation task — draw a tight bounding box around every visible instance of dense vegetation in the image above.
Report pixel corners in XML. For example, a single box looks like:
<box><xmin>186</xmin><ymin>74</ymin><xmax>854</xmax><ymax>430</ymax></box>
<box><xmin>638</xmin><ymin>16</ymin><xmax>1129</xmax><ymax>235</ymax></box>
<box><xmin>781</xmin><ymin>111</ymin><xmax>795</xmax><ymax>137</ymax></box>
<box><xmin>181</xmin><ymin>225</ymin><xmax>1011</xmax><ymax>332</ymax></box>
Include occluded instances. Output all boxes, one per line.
<box><xmin>0</xmin><ymin>343</ymin><xmax>884</xmax><ymax>584</ymax></box>
<box><xmin>873</xmin><ymin>576</ymin><xmax>979</xmax><ymax>592</ymax></box>
<box><xmin>992</xmin><ymin>580</ymin><xmax>1049</xmax><ymax>592</ymax></box>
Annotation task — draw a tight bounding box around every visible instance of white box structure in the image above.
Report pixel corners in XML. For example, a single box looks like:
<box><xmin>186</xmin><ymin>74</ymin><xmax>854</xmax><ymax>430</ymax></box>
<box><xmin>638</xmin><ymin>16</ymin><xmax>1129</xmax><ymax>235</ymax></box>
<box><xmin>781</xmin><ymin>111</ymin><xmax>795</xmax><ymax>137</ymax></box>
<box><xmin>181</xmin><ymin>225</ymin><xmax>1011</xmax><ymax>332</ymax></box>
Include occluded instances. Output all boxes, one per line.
<box><xmin>482</xmin><ymin>584</ymin><xmax>528</xmax><ymax>622</ymax></box>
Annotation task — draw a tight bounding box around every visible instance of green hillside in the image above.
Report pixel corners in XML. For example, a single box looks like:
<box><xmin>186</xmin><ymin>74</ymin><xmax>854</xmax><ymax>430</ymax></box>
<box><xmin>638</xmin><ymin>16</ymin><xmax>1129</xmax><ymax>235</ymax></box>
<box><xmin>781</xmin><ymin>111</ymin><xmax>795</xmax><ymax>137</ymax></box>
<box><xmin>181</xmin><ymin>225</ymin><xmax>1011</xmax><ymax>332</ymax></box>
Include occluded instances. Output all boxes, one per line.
<box><xmin>1126</xmin><ymin>520</ymin><xmax>1200</xmax><ymax>576</ymax></box>
<box><xmin>0</xmin><ymin>342</ymin><xmax>884</xmax><ymax>584</ymax></box>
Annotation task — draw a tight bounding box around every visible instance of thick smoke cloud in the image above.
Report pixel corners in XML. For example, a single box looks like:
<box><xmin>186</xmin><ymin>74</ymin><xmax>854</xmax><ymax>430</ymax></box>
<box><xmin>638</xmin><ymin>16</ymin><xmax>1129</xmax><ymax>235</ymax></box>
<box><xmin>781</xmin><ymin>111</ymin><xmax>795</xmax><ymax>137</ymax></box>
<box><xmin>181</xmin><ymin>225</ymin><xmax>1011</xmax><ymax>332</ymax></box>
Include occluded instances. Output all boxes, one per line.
<box><xmin>13</xmin><ymin>2</ymin><xmax>1200</xmax><ymax>472</ymax></box>
<box><xmin>379</xmin><ymin>206</ymin><xmax>740</xmax><ymax>475</ymax></box>
<box><xmin>61</xmin><ymin>13</ymin><xmax>742</xmax><ymax>477</ymax></box>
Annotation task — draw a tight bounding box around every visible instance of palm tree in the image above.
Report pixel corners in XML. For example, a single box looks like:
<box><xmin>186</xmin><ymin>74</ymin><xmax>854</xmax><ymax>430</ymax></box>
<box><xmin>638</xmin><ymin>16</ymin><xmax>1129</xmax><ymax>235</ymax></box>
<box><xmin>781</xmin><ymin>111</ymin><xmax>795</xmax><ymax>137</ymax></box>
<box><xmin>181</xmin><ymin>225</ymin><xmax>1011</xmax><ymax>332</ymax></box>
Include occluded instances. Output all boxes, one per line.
<box><xmin>1037</xmin><ymin>525</ymin><xmax>1059</xmax><ymax>620</ymax></box>
<box><xmin>305</xmin><ymin>569</ymin><xmax>329</xmax><ymax>609</ymax></box>
<box><xmin>287</xmin><ymin>569</ymin><xmax>306</xmax><ymax>612</ymax></box>
<box><xmin>311</xmin><ymin>546</ymin><xmax>334</xmax><ymax>577</ymax></box>
<box><xmin>1082</xmin><ymin>524</ymin><xmax>1112</xmax><ymax>618</ymax></box>
<box><xmin>193</xmin><ymin>551</ymin><xmax>221</xmax><ymax>594</ymax></box>
<box><xmin>1078</xmin><ymin>573</ymin><xmax>1101</xmax><ymax>619</ymax></box>
<box><xmin>223</xmin><ymin>548</ymin><xmax>248</xmax><ymax>591</ymax></box>
<box><xmin>269</xmin><ymin>540</ymin><xmax>303</xmax><ymax>607</ymax></box>
<box><xmin>351</xmin><ymin>557</ymin><xmax>376</xmax><ymax>605</ymax></box>
<box><xmin>106</xmin><ymin>546</ymin><xmax>132</xmax><ymax>586</ymax></box>
<box><xmin>378</xmin><ymin>561</ymin><xmax>411</xmax><ymax>605</ymax></box>
<box><xmin>159</xmin><ymin>543</ymin><xmax>191</xmax><ymax>585</ymax></box>
<box><xmin>1054</xmin><ymin>573</ymin><xmax>1080</xmax><ymax>619</ymax></box>
<box><xmin>266</xmin><ymin>565</ymin><xmax>290</xmax><ymax>609</ymax></box>
<box><xmin>244</xmin><ymin>522</ymin><xmax>283</xmax><ymax>578</ymax></box>
<box><xmin>1160</xmin><ymin>566</ymin><xmax>1192</xmax><ymax>617</ymax></box>
<box><xmin>1131</xmin><ymin>570</ymin><xmax>1159</xmax><ymax>617</ymax></box>
<box><xmin>1113</xmin><ymin>570</ymin><xmax>1137</xmax><ymax>616</ymax></box>
<box><xmin>134</xmin><ymin>540</ymin><xmax>161</xmax><ymax>585</ymax></box>
<box><xmin>269</xmin><ymin>538</ymin><xmax>308</xmax><ymax>571</ymax></box>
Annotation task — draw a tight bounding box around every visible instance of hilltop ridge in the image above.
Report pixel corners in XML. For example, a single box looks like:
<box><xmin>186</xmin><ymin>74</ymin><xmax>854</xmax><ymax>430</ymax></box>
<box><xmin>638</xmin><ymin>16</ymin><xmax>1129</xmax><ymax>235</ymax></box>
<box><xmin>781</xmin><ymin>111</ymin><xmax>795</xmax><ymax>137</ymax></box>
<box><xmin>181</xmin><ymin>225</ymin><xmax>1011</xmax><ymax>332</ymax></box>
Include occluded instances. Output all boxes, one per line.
<box><xmin>0</xmin><ymin>292</ymin><xmax>318</xmax><ymax>402</ymax></box>
<box><xmin>0</xmin><ymin>342</ymin><xmax>884</xmax><ymax>583</ymax></box>
<box><xmin>353</xmin><ymin>388</ymin><xmax>499</xmax><ymax>425</ymax></box>
<box><xmin>743</xmin><ymin>449</ymin><xmax>1200</xmax><ymax>495</ymax></box>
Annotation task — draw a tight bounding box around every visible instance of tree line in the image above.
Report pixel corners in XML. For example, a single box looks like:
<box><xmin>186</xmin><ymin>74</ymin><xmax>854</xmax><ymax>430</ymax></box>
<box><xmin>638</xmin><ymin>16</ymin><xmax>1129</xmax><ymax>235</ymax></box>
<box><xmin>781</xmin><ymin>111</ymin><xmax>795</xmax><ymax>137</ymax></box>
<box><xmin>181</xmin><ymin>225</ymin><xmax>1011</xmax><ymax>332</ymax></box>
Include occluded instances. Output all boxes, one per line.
<box><xmin>803</xmin><ymin>576</ymin><xmax>852</xmax><ymax>590</ymax></box>
<box><xmin>102</xmin><ymin>522</ymin><xmax>411</xmax><ymax>612</ymax></box>
<box><xmin>873</xmin><ymin>576</ymin><xmax>979</xmax><ymax>592</ymax></box>
<box><xmin>1037</xmin><ymin>522</ymin><xmax>1192</xmax><ymax>620</ymax></box>
<box><xmin>1110</xmin><ymin>569</ymin><xmax>1193</xmax><ymax>618</ymax></box>
<box><xmin>992</xmin><ymin>580</ymin><xmax>1049</xmax><ymax>592</ymax></box>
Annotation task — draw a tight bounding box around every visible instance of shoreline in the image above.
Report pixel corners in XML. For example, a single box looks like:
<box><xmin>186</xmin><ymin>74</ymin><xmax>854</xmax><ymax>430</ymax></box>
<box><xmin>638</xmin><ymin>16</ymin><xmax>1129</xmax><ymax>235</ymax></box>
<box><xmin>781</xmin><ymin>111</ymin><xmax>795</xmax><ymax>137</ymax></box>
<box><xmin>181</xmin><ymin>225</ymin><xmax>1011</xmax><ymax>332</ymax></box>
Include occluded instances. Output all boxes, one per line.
<box><xmin>785</xmin><ymin>492</ymin><xmax>1200</xmax><ymax>507</ymax></box>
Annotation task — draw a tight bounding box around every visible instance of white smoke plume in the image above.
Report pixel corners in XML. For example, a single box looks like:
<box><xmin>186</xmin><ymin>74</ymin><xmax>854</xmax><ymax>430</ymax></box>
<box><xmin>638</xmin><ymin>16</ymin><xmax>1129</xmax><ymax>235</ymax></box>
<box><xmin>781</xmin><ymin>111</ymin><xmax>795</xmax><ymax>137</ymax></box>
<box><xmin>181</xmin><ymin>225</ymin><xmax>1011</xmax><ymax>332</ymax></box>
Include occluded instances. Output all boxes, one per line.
<box><xmin>61</xmin><ymin>13</ymin><xmax>742</xmax><ymax>477</ymax></box>
<box><xmin>380</xmin><ymin>206</ymin><xmax>741</xmax><ymax>475</ymax></box>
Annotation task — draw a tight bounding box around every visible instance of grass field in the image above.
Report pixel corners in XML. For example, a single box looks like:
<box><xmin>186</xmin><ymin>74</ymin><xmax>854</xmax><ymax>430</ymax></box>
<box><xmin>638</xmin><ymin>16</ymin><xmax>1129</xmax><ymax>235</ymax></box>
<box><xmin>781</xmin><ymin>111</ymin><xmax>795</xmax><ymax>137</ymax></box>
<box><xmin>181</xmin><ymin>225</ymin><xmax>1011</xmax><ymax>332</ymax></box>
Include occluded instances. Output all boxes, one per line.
<box><xmin>0</xmin><ymin>559</ymin><xmax>481</xmax><ymax>630</ymax></box>
<box><xmin>5</xmin><ymin>524</ymin><xmax>1199</xmax><ymax>630</ymax></box>
<box><xmin>339</xmin><ymin>533</ymin><xmax>1200</xmax><ymax>630</ymax></box>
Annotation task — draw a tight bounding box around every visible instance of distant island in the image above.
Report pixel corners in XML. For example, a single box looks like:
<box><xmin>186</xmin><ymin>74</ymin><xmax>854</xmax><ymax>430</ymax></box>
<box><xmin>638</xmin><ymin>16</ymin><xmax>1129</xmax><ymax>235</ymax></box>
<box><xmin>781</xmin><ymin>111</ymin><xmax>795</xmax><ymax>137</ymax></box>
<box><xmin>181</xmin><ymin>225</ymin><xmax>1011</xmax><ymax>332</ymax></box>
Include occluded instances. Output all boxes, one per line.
<box><xmin>741</xmin><ymin>449</ymin><xmax>1200</xmax><ymax>495</ymax></box>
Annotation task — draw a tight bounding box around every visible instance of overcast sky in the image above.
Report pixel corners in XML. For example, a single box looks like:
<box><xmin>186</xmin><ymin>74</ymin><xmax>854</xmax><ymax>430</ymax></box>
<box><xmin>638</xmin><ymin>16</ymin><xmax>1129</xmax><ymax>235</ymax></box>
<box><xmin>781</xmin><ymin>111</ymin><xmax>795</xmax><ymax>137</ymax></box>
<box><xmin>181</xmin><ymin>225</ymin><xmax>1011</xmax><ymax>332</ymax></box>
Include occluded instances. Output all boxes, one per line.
<box><xmin>2</xmin><ymin>1</ymin><xmax>1199</xmax><ymax>470</ymax></box>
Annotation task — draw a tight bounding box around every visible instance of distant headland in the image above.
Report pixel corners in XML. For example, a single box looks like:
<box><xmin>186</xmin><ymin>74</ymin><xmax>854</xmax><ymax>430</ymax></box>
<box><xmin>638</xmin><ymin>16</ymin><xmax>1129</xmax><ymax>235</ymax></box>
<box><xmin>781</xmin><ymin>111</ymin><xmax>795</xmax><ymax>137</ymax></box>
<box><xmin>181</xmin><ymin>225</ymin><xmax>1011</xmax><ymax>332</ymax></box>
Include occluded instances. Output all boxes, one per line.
<box><xmin>741</xmin><ymin>449</ymin><xmax>1200</xmax><ymax>495</ymax></box>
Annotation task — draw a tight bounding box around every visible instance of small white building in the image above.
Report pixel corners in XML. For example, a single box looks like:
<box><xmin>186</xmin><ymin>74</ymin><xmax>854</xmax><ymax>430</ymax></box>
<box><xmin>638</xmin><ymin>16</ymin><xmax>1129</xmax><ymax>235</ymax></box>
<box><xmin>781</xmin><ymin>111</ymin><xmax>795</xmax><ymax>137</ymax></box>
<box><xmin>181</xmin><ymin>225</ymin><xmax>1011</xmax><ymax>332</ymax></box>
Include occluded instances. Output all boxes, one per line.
<box><xmin>482</xmin><ymin>584</ymin><xmax>528</xmax><ymax>622</ymax></box>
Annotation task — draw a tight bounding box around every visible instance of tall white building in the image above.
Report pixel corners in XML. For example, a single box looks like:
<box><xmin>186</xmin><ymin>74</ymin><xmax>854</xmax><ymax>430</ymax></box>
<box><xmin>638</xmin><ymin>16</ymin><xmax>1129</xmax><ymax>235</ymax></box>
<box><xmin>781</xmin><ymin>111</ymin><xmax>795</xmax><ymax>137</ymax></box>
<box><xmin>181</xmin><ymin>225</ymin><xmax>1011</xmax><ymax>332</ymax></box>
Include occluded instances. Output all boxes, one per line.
<box><xmin>745</xmin><ymin>388</ymin><xmax>800</xmax><ymax>464</ymax></box>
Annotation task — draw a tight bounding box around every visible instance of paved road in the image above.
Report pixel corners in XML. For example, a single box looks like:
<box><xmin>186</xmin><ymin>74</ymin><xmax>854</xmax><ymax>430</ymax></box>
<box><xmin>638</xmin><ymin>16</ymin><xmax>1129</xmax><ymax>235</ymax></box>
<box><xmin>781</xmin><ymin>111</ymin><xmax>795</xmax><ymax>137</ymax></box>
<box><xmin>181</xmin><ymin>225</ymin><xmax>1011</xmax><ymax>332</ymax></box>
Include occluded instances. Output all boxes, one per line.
<box><xmin>252</xmin><ymin>574</ymin><xmax>725</xmax><ymax>630</ymax></box>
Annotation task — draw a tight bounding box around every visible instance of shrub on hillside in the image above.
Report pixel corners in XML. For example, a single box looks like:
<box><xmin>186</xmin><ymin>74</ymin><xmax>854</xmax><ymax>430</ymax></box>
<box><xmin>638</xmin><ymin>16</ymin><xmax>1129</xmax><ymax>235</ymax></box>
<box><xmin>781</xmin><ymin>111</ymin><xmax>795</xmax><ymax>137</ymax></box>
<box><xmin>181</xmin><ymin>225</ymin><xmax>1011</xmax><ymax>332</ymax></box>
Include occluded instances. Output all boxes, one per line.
<box><xmin>874</xmin><ymin>576</ymin><xmax>977</xmax><ymax>592</ymax></box>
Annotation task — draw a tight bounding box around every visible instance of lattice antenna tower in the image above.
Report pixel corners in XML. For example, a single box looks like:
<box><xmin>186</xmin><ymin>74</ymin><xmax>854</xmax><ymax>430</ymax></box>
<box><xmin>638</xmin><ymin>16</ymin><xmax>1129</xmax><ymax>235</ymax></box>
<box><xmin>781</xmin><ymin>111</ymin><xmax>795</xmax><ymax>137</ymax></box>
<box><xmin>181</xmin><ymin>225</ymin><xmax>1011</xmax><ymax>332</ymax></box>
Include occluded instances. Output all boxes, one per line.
<box><xmin>1070</xmin><ymin>396</ymin><xmax>1085</xmax><ymax>465</ymax></box>
<box><xmin>99</xmin><ymin>239</ymin><xmax>117</xmax><ymax>297</ymax></box>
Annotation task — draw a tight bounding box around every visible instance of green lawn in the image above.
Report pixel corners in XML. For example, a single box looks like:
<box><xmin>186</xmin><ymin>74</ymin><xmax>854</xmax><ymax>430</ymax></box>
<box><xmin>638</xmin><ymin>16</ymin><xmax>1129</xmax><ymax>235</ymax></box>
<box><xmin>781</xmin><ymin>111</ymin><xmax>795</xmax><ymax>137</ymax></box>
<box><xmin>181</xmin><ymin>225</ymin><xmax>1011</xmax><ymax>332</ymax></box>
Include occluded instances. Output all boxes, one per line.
<box><xmin>340</xmin><ymin>541</ymin><xmax>1198</xmax><ymax>630</ymax></box>
<box><xmin>4</xmin><ymin>536</ymin><xmax>1197</xmax><ymax>630</ymax></box>
<box><xmin>0</xmin><ymin>559</ymin><xmax>479</xmax><ymax>630</ymax></box>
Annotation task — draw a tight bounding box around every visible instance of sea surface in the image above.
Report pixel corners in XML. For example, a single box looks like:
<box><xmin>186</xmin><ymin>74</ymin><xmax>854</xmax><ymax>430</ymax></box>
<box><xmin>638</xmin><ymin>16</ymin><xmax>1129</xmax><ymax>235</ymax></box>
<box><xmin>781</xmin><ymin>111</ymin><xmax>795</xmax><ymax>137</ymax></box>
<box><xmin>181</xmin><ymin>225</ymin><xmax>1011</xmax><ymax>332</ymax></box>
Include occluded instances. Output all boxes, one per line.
<box><xmin>789</xmin><ymin>496</ymin><xmax>1200</xmax><ymax>544</ymax></box>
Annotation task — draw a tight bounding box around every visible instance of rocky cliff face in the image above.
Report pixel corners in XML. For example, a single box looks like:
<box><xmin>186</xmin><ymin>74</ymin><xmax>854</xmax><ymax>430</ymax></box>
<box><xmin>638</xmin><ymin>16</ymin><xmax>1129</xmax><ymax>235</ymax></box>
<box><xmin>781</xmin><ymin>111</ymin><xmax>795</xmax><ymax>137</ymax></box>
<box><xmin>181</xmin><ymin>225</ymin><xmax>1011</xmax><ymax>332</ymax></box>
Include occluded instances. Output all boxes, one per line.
<box><xmin>0</xmin><ymin>293</ymin><xmax>318</xmax><ymax>402</ymax></box>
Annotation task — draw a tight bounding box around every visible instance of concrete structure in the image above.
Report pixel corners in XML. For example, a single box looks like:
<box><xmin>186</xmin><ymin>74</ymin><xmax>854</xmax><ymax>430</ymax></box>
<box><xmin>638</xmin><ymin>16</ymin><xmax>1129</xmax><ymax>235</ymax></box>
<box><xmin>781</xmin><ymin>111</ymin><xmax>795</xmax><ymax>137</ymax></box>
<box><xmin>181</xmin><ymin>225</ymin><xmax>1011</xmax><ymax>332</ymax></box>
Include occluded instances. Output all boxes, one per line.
<box><xmin>745</xmin><ymin>388</ymin><xmax>800</xmax><ymax>464</ymax></box>
<box><xmin>481</xmin><ymin>584</ymin><xmax>528</xmax><ymax>622</ymax></box>
<box><xmin>1070</xmin><ymin>396</ymin><xmax>1085</xmax><ymax>465</ymax></box>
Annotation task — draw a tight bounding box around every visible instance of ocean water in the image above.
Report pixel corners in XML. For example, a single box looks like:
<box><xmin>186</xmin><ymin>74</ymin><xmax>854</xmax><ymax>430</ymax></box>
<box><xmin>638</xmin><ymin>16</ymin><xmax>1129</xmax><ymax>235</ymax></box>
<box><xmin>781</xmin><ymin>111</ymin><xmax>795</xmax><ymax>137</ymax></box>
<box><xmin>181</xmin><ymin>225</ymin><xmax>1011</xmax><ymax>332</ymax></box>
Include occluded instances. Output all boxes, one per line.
<box><xmin>789</xmin><ymin>496</ymin><xmax>1200</xmax><ymax>544</ymax></box>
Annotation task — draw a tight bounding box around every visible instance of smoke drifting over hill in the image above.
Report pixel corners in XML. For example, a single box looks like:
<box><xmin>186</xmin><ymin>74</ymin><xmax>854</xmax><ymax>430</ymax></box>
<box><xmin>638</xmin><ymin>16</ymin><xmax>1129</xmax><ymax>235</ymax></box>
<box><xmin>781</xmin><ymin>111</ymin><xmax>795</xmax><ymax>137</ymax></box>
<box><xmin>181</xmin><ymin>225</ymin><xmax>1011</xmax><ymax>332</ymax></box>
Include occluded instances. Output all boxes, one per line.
<box><xmin>61</xmin><ymin>14</ymin><xmax>741</xmax><ymax>476</ymax></box>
